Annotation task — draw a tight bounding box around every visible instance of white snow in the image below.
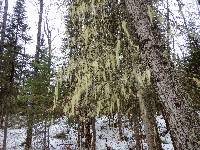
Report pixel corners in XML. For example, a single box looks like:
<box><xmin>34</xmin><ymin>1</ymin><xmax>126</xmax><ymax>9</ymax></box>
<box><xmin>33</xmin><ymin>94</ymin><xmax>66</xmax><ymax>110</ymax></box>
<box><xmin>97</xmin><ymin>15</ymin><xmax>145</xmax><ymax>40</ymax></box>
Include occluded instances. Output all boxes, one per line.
<box><xmin>0</xmin><ymin>115</ymin><xmax>174</xmax><ymax>150</ymax></box>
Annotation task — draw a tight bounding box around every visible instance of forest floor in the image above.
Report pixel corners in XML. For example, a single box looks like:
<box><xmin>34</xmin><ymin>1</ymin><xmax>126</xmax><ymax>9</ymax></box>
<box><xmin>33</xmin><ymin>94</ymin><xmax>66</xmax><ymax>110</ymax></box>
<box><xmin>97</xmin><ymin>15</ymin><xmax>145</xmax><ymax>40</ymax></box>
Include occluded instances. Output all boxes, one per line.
<box><xmin>0</xmin><ymin>115</ymin><xmax>173</xmax><ymax>150</ymax></box>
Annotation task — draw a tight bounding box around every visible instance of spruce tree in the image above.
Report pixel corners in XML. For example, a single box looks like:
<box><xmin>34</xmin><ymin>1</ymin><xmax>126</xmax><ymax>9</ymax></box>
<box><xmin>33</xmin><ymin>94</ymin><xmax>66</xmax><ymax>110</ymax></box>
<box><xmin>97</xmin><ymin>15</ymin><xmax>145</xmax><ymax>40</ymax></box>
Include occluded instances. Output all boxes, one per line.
<box><xmin>1</xmin><ymin>0</ymin><xmax>30</xmax><ymax>149</ymax></box>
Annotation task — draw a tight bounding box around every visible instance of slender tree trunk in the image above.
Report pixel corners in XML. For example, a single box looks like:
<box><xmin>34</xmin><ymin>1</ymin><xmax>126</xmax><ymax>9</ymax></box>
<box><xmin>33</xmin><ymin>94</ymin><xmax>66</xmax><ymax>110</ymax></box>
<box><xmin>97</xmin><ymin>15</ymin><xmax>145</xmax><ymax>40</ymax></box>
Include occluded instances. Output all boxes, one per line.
<box><xmin>25</xmin><ymin>1</ymin><xmax>44</xmax><ymax>148</ymax></box>
<box><xmin>91</xmin><ymin>117</ymin><xmax>96</xmax><ymax>150</ymax></box>
<box><xmin>47</xmin><ymin>122</ymin><xmax>50</xmax><ymax>149</ymax></box>
<box><xmin>0</xmin><ymin>0</ymin><xmax>8</xmax><ymax>53</ymax></box>
<box><xmin>132</xmin><ymin>115</ymin><xmax>142</xmax><ymax>150</ymax></box>
<box><xmin>0</xmin><ymin>103</ymin><xmax>4</xmax><ymax>128</ymax></box>
<box><xmin>118</xmin><ymin>112</ymin><xmax>123</xmax><ymax>140</ymax></box>
<box><xmin>34</xmin><ymin>0</ymin><xmax>43</xmax><ymax>74</ymax></box>
<box><xmin>125</xmin><ymin>0</ymin><xmax>199</xmax><ymax>149</ymax></box>
<box><xmin>2</xmin><ymin>111</ymin><xmax>8</xmax><ymax>150</ymax></box>
<box><xmin>25</xmin><ymin>112</ymin><xmax>34</xmax><ymax>150</ymax></box>
<box><xmin>77</xmin><ymin>122</ymin><xmax>81</xmax><ymax>150</ymax></box>
<box><xmin>85</xmin><ymin>118</ymin><xmax>92</xmax><ymax>149</ymax></box>
<box><xmin>44</xmin><ymin>17</ymin><xmax>52</xmax><ymax>77</ymax></box>
<box><xmin>43</xmin><ymin>117</ymin><xmax>47</xmax><ymax>149</ymax></box>
<box><xmin>0</xmin><ymin>0</ymin><xmax>9</xmax><ymax>128</ymax></box>
<box><xmin>80</xmin><ymin>120</ymin><xmax>85</xmax><ymax>149</ymax></box>
<box><xmin>2</xmin><ymin>42</ymin><xmax>16</xmax><ymax>150</ymax></box>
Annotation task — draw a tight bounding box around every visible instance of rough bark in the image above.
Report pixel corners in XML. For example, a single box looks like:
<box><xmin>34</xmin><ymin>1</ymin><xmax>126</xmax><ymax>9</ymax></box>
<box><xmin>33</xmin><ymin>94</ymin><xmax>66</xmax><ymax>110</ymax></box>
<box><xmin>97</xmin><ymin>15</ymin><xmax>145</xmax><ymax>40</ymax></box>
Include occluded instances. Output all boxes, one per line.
<box><xmin>125</xmin><ymin>0</ymin><xmax>199</xmax><ymax>149</ymax></box>
<box><xmin>144</xmin><ymin>85</ymin><xmax>163</xmax><ymax>150</ymax></box>
<box><xmin>132</xmin><ymin>113</ymin><xmax>142</xmax><ymax>150</ymax></box>
<box><xmin>137</xmin><ymin>90</ymin><xmax>162</xmax><ymax>150</ymax></box>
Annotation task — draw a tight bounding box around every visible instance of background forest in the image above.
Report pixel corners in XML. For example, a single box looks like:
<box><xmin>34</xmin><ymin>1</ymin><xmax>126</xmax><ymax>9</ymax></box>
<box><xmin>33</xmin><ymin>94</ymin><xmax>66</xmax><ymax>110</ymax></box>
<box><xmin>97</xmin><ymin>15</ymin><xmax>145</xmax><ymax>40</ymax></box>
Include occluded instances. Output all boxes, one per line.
<box><xmin>0</xmin><ymin>0</ymin><xmax>200</xmax><ymax>149</ymax></box>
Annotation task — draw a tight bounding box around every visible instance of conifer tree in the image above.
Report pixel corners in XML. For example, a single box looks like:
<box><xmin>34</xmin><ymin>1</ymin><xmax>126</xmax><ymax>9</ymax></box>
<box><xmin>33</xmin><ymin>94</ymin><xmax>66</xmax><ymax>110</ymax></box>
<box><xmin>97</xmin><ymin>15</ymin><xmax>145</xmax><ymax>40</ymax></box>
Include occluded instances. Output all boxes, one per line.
<box><xmin>125</xmin><ymin>0</ymin><xmax>199</xmax><ymax>149</ymax></box>
<box><xmin>0</xmin><ymin>0</ymin><xmax>8</xmax><ymax>53</ymax></box>
<box><xmin>0</xmin><ymin>0</ymin><xmax>8</xmax><ymax>128</ymax></box>
<box><xmin>1</xmin><ymin>0</ymin><xmax>30</xmax><ymax>149</ymax></box>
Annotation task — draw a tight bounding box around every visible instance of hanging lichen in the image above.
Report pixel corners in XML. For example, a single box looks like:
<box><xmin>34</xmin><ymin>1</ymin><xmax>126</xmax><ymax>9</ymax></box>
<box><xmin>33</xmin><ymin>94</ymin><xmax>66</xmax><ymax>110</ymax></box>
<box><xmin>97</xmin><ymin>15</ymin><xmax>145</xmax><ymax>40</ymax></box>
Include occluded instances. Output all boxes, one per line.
<box><xmin>53</xmin><ymin>0</ymin><xmax>148</xmax><ymax>118</ymax></box>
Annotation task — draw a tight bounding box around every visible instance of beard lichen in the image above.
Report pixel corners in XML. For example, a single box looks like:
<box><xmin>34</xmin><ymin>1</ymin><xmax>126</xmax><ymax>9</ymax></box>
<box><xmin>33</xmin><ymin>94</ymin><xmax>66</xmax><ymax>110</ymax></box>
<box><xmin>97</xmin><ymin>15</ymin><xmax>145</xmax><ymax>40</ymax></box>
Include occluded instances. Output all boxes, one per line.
<box><xmin>54</xmin><ymin>0</ymin><xmax>151</xmax><ymax>118</ymax></box>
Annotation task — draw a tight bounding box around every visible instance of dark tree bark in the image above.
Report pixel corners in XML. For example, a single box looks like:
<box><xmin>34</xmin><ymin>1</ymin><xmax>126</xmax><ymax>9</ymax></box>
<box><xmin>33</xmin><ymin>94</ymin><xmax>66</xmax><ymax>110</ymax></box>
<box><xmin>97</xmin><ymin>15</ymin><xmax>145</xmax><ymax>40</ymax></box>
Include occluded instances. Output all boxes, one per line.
<box><xmin>91</xmin><ymin>117</ymin><xmax>96</xmax><ymax>150</ymax></box>
<box><xmin>125</xmin><ymin>0</ymin><xmax>199</xmax><ymax>149</ymax></box>
<box><xmin>25</xmin><ymin>1</ymin><xmax>44</xmax><ymax>148</ymax></box>
<box><xmin>0</xmin><ymin>0</ymin><xmax>9</xmax><ymax>128</ymax></box>
<box><xmin>85</xmin><ymin>118</ymin><xmax>92</xmax><ymax>149</ymax></box>
<box><xmin>44</xmin><ymin>16</ymin><xmax>52</xmax><ymax>77</ymax></box>
<box><xmin>25</xmin><ymin>111</ymin><xmax>34</xmax><ymax>150</ymax></box>
<box><xmin>132</xmin><ymin>114</ymin><xmax>142</xmax><ymax>150</ymax></box>
<box><xmin>77</xmin><ymin>122</ymin><xmax>81</xmax><ymax>150</ymax></box>
<box><xmin>34</xmin><ymin>0</ymin><xmax>44</xmax><ymax>74</ymax></box>
<box><xmin>0</xmin><ymin>0</ymin><xmax>8</xmax><ymax>53</ymax></box>
<box><xmin>2</xmin><ymin>111</ymin><xmax>8</xmax><ymax>150</ymax></box>
<box><xmin>117</xmin><ymin>112</ymin><xmax>123</xmax><ymax>140</ymax></box>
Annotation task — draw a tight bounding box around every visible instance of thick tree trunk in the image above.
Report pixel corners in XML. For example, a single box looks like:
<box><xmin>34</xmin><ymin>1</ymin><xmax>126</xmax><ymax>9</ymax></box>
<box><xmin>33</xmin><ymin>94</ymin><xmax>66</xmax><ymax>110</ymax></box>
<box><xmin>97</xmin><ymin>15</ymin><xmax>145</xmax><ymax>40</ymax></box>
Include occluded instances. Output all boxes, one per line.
<box><xmin>137</xmin><ymin>90</ymin><xmax>162</xmax><ymax>150</ymax></box>
<box><xmin>125</xmin><ymin>0</ymin><xmax>199</xmax><ymax>149</ymax></box>
<box><xmin>137</xmin><ymin>90</ymin><xmax>153</xmax><ymax>149</ymax></box>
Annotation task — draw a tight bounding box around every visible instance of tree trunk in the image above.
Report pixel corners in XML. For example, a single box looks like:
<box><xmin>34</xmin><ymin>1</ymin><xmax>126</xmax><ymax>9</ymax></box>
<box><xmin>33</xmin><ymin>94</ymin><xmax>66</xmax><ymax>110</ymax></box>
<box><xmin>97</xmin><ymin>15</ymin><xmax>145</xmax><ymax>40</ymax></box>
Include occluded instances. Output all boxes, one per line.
<box><xmin>132</xmin><ymin>114</ymin><xmax>142</xmax><ymax>150</ymax></box>
<box><xmin>137</xmin><ymin>90</ymin><xmax>161</xmax><ymax>150</ymax></box>
<box><xmin>44</xmin><ymin>16</ymin><xmax>52</xmax><ymax>78</ymax></box>
<box><xmin>43</xmin><ymin>117</ymin><xmax>47</xmax><ymax>149</ymax></box>
<box><xmin>0</xmin><ymin>0</ymin><xmax>9</xmax><ymax>127</ymax></box>
<box><xmin>0</xmin><ymin>0</ymin><xmax>8</xmax><ymax>53</ymax></box>
<box><xmin>34</xmin><ymin>0</ymin><xmax>43</xmax><ymax>74</ymax></box>
<box><xmin>47</xmin><ymin>122</ymin><xmax>50</xmax><ymax>149</ymax></box>
<box><xmin>80</xmin><ymin>120</ymin><xmax>85</xmax><ymax>149</ymax></box>
<box><xmin>85</xmin><ymin>118</ymin><xmax>92</xmax><ymax>149</ymax></box>
<box><xmin>117</xmin><ymin>112</ymin><xmax>123</xmax><ymax>140</ymax></box>
<box><xmin>2</xmin><ymin>111</ymin><xmax>8</xmax><ymax>150</ymax></box>
<box><xmin>77</xmin><ymin>122</ymin><xmax>81</xmax><ymax>150</ymax></box>
<box><xmin>25</xmin><ymin>112</ymin><xmax>34</xmax><ymax>150</ymax></box>
<box><xmin>125</xmin><ymin>0</ymin><xmax>199</xmax><ymax>149</ymax></box>
<box><xmin>91</xmin><ymin>117</ymin><xmax>96</xmax><ymax>150</ymax></box>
